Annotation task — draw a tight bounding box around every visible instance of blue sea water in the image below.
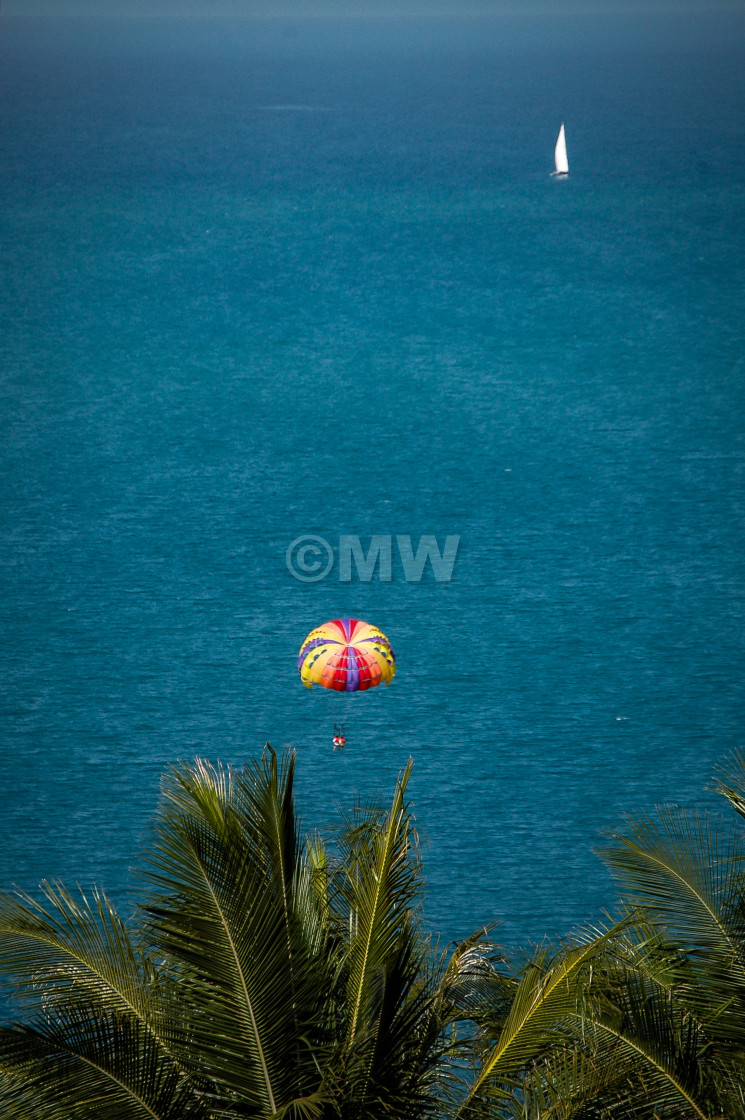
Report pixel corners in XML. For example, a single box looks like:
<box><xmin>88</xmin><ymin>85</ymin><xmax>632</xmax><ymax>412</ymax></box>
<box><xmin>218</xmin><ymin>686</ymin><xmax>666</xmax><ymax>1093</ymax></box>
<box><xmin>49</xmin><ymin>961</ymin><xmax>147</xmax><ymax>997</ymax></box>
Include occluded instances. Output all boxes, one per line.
<box><xmin>1</xmin><ymin>13</ymin><xmax>744</xmax><ymax>950</ymax></box>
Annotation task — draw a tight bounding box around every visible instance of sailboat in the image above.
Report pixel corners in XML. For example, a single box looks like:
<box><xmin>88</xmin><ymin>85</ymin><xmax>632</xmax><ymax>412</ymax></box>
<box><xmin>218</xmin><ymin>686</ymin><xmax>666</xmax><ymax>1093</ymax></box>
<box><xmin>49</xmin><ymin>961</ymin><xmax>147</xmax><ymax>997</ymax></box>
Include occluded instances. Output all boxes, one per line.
<box><xmin>551</xmin><ymin>122</ymin><xmax>569</xmax><ymax>177</ymax></box>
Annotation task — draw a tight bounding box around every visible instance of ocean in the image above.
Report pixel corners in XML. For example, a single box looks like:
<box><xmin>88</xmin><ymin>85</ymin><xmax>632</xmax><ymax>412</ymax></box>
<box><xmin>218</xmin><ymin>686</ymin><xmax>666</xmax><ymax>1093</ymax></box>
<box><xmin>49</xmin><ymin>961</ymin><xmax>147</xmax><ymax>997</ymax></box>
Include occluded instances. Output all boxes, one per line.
<box><xmin>1</xmin><ymin>11</ymin><xmax>744</xmax><ymax>949</ymax></box>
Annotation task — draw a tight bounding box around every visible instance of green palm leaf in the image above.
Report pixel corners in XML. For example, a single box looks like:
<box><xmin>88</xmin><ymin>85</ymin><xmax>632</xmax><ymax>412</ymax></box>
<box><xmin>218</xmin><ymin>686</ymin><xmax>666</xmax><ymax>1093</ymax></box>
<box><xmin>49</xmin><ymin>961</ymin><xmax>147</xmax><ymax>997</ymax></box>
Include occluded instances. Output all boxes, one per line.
<box><xmin>499</xmin><ymin>1043</ymin><xmax>616</xmax><ymax>1120</ymax></box>
<box><xmin>457</xmin><ymin>926</ymin><xmax>621</xmax><ymax>1116</ymax></box>
<box><xmin>600</xmin><ymin>808</ymin><xmax>745</xmax><ymax>963</ymax></box>
<box><xmin>436</xmin><ymin>926</ymin><xmax>513</xmax><ymax>1028</ymax></box>
<box><xmin>0</xmin><ymin>881</ymin><xmax>192</xmax><ymax>1104</ymax></box>
<box><xmin>0</xmin><ymin>1012</ymin><xmax>207</xmax><ymax>1120</ymax></box>
<box><xmin>475</xmin><ymin>925</ymin><xmax>724</xmax><ymax>1120</ymax></box>
<box><xmin>340</xmin><ymin>760</ymin><xmax>419</xmax><ymax>1047</ymax></box>
<box><xmin>581</xmin><ymin>963</ymin><xmax>719</xmax><ymax>1119</ymax></box>
<box><xmin>599</xmin><ymin>806</ymin><xmax>745</xmax><ymax>1046</ymax></box>
<box><xmin>332</xmin><ymin>760</ymin><xmax>453</xmax><ymax>1118</ymax></box>
<box><xmin>0</xmin><ymin>883</ymin><xmax>162</xmax><ymax>1023</ymax></box>
<box><xmin>141</xmin><ymin>751</ymin><xmax>334</xmax><ymax>1117</ymax></box>
<box><xmin>713</xmin><ymin>750</ymin><xmax>745</xmax><ymax>824</ymax></box>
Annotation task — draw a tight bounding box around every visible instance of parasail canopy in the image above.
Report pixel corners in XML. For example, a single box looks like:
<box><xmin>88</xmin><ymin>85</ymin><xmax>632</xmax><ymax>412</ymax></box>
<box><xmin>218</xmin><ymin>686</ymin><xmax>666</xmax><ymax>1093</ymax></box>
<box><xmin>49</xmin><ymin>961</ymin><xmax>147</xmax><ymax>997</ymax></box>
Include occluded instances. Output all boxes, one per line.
<box><xmin>298</xmin><ymin>618</ymin><xmax>396</xmax><ymax>692</ymax></box>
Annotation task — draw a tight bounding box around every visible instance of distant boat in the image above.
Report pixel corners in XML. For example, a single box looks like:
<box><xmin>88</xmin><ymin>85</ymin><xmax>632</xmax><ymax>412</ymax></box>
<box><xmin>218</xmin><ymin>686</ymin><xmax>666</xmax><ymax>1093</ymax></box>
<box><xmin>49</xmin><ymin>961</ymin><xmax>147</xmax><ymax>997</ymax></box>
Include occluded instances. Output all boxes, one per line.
<box><xmin>552</xmin><ymin>123</ymin><xmax>569</xmax><ymax>176</ymax></box>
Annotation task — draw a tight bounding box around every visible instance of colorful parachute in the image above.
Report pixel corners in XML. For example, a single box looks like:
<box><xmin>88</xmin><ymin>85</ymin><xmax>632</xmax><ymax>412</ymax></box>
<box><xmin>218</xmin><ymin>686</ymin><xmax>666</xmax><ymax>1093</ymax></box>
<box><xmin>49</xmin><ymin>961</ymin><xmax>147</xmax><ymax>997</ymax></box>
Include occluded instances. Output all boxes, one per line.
<box><xmin>298</xmin><ymin>618</ymin><xmax>396</xmax><ymax>692</ymax></box>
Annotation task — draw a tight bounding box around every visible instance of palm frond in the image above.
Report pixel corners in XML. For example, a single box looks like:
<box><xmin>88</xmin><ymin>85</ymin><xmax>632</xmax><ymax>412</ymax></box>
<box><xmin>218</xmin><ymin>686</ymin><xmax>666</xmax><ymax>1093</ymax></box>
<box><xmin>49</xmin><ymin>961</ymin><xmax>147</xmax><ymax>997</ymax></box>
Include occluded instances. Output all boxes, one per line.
<box><xmin>581</xmin><ymin>961</ymin><xmax>719</xmax><ymax>1120</ymax></box>
<box><xmin>0</xmin><ymin>1013</ymin><xmax>207</xmax><ymax>1120</ymax></box>
<box><xmin>713</xmin><ymin>749</ymin><xmax>745</xmax><ymax>824</ymax></box>
<box><xmin>600</xmin><ymin>807</ymin><xmax>745</xmax><ymax>962</ymax></box>
<box><xmin>266</xmin><ymin>1084</ymin><xmax>332</xmax><ymax>1120</ymax></box>
<box><xmin>0</xmin><ymin>883</ymin><xmax>151</xmax><ymax>1015</ymax></box>
<box><xmin>339</xmin><ymin>760</ymin><xmax>421</xmax><ymax>1047</ymax></box>
<box><xmin>599</xmin><ymin>806</ymin><xmax>745</xmax><ymax>1045</ymax></box>
<box><xmin>141</xmin><ymin>754</ymin><xmax>333</xmax><ymax>1117</ymax></box>
<box><xmin>233</xmin><ymin>748</ymin><xmax>331</xmax><ymax>1030</ymax></box>
<box><xmin>0</xmin><ymin>882</ymin><xmax>186</xmax><ymax>1078</ymax></box>
<box><xmin>458</xmin><ymin>927</ymin><xmax>617</xmax><ymax>1114</ymax></box>
<box><xmin>500</xmin><ymin>1043</ymin><xmax>616</xmax><ymax>1120</ymax></box>
<box><xmin>330</xmin><ymin>759</ymin><xmax>453</xmax><ymax>1117</ymax></box>
<box><xmin>436</xmin><ymin>927</ymin><xmax>513</xmax><ymax>1028</ymax></box>
<box><xmin>474</xmin><ymin>927</ymin><xmax>723</xmax><ymax>1120</ymax></box>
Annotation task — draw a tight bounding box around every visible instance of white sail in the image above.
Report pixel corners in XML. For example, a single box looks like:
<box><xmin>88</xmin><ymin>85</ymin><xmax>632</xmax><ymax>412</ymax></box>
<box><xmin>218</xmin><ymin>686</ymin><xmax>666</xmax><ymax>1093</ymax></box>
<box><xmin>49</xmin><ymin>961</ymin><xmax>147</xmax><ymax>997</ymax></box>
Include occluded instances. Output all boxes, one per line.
<box><xmin>553</xmin><ymin>123</ymin><xmax>569</xmax><ymax>175</ymax></box>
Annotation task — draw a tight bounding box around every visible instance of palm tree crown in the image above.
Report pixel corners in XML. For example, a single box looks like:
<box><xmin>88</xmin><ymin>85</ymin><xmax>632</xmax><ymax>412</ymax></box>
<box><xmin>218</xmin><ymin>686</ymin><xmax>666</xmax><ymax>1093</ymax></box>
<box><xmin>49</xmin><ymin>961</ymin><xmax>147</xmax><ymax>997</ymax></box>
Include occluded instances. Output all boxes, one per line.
<box><xmin>3</xmin><ymin>746</ymin><xmax>745</xmax><ymax>1119</ymax></box>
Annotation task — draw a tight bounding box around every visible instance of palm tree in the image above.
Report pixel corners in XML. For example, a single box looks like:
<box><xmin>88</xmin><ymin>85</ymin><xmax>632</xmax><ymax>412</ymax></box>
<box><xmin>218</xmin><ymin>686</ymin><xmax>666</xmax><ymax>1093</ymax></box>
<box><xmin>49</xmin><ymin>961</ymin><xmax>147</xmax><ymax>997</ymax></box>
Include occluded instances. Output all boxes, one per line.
<box><xmin>447</xmin><ymin>756</ymin><xmax>745</xmax><ymax>1120</ymax></box>
<box><xmin>4</xmin><ymin>745</ymin><xmax>744</xmax><ymax>1119</ymax></box>
<box><xmin>594</xmin><ymin>750</ymin><xmax>745</xmax><ymax>1118</ymax></box>
<box><xmin>0</xmin><ymin>747</ymin><xmax>492</xmax><ymax>1119</ymax></box>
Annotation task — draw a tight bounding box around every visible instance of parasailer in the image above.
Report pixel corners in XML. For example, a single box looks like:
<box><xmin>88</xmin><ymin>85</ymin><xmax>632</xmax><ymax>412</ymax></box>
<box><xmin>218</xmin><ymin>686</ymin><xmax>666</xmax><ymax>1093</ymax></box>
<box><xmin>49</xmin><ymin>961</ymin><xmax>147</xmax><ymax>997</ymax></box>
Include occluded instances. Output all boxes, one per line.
<box><xmin>298</xmin><ymin>618</ymin><xmax>396</xmax><ymax>747</ymax></box>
